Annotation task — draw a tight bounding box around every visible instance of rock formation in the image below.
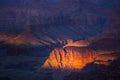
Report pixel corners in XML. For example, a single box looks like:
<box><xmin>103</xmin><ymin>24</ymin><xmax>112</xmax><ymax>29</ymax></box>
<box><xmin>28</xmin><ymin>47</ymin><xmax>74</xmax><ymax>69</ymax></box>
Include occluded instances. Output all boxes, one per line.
<box><xmin>63</xmin><ymin>39</ymin><xmax>90</xmax><ymax>48</ymax></box>
<box><xmin>42</xmin><ymin>46</ymin><xmax>114</xmax><ymax>70</ymax></box>
<box><xmin>42</xmin><ymin>33</ymin><xmax>120</xmax><ymax>70</ymax></box>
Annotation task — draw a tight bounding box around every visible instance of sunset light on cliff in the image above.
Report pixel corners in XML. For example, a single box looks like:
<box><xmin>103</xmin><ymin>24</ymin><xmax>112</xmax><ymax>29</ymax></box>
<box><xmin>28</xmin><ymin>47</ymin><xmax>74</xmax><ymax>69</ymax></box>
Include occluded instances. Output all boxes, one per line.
<box><xmin>0</xmin><ymin>0</ymin><xmax>120</xmax><ymax>80</ymax></box>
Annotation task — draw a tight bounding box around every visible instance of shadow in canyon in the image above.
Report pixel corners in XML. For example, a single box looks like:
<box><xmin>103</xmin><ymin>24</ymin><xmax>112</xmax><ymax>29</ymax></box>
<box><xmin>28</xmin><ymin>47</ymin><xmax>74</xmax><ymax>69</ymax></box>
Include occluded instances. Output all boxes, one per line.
<box><xmin>64</xmin><ymin>56</ymin><xmax>120</xmax><ymax>80</ymax></box>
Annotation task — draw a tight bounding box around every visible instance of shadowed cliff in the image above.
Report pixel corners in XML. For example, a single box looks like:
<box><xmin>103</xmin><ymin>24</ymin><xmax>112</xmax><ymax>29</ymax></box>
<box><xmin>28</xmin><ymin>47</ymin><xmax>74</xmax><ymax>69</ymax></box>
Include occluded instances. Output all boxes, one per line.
<box><xmin>63</xmin><ymin>56</ymin><xmax>120</xmax><ymax>80</ymax></box>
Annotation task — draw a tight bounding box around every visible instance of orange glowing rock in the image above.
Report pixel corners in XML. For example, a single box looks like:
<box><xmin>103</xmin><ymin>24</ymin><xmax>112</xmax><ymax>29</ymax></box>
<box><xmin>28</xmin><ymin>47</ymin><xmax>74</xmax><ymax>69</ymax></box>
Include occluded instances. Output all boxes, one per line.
<box><xmin>94</xmin><ymin>54</ymin><xmax>118</xmax><ymax>65</ymax></box>
<box><xmin>0</xmin><ymin>32</ymin><xmax>41</xmax><ymax>46</ymax></box>
<box><xmin>42</xmin><ymin>44</ymin><xmax>118</xmax><ymax>70</ymax></box>
<box><xmin>6</xmin><ymin>32</ymin><xmax>41</xmax><ymax>46</ymax></box>
<box><xmin>63</xmin><ymin>39</ymin><xmax>90</xmax><ymax>48</ymax></box>
<box><xmin>42</xmin><ymin>47</ymin><xmax>98</xmax><ymax>70</ymax></box>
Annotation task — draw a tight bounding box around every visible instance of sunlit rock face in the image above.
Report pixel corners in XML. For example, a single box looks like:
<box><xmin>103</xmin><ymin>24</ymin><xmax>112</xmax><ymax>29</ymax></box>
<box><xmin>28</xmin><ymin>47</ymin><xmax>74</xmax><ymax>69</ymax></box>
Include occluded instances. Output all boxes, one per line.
<box><xmin>63</xmin><ymin>39</ymin><xmax>90</xmax><ymax>48</ymax></box>
<box><xmin>6</xmin><ymin>32</ymin><xmax>40</xmax><ymax>46</ymax></box>
<box><xmin>0</xmin><ymin>32</ymin><xmax>41</xmax><ymax>46</ymax></box>
<box><xmin>42</xmin><ymin>47</ymin><xmax>111</xmax><ymax>70</ymax></box>
<box><xmin>94</xmin><ymin>53</ymin><xmax>118</xmax><ymax>65</ymax></box>
<box><xmin>42</xmin><ymin>34</ymin><xmax>120</xmax><ymax>70</ymax></box>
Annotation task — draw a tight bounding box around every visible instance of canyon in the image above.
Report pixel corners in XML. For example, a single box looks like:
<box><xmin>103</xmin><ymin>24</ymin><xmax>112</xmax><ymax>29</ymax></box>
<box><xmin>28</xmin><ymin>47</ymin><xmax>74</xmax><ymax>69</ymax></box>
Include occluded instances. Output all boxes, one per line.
<box><xmin>0</xmin><ymin>0</ymin><xmax>109</xmax><ymax>47</ymax></box>
<box><xmin>41</xmin><ymin>26</ymin><xmax>120</xmax><ymax>80</ymax></box>
<box><xmin>41</xmin><ymin>37</ymin><xmax>120</xmax><ymax>80</ymax></box>
<box><xmin>0</xmin><ymin>0</ymin><xmax>119</xmax><ymax>80</ymax></box>
<box><xmin>42</xmin><ymin>28</ymin><xmax>120</xmax><ymax>70</ymax></box>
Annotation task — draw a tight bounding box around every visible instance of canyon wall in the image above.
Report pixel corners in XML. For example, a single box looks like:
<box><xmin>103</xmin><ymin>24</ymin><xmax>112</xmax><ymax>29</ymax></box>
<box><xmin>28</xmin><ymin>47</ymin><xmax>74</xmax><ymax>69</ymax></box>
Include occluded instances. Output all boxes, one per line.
<box><xmin>42</xmin><ymin>35</ymin><xmax>120</xmax><ymax>70</ymax></box>
<box><xmin>42</xmin><ymin>46</ymin><xmax>113</xmax><ymax>70</ymax></box>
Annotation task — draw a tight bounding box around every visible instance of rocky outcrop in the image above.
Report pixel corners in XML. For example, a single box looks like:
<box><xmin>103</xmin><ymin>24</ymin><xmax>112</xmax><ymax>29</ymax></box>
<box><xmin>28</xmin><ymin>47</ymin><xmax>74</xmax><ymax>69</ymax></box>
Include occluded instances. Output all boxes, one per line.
<box><xmin>63</xmin><ymin>39</ymin><xmax>90</xmax><ymax>48</ymax></box>
<box><xmin>94</xmin><ymin>53</ymin><xmax>119</xmax><ymax>65</ymax></box>
<box><xmin>0</xmin><ymin>32</ymin><xmax>41</xmax><ymax>46</ymax></box>
<box><xmin>63</xmin><ymin>56</ymin><xmax>120</xmax><ymax>80</ymax></box>
<box><xmin>42</xmin><ymin>46</ymin><xmax>113</xmax><ymax>70</ymax></box>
